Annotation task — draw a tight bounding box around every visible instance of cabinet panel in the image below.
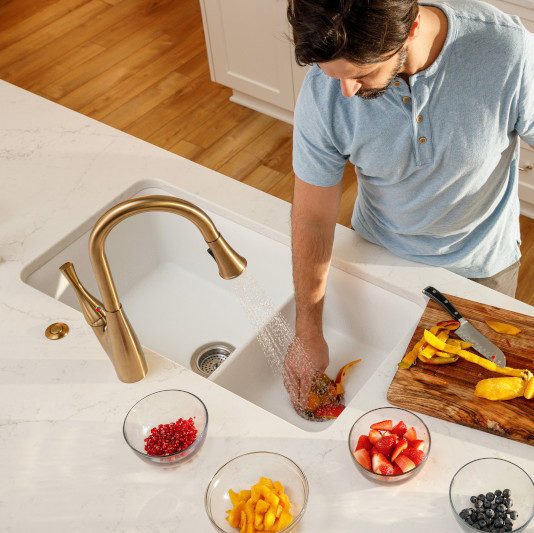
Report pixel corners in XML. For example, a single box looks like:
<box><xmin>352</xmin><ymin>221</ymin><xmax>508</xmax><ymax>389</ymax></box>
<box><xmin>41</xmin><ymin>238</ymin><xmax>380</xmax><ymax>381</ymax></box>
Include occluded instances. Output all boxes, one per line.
<box><xmin>201</xmin><ymin>0</ymin><xmax>294</xmax><ymax>109</ymax></box>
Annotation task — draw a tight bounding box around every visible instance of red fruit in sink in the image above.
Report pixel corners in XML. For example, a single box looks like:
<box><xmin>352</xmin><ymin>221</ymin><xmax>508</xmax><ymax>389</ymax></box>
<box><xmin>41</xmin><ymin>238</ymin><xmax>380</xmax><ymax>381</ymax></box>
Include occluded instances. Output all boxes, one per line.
<box><xmin>403</xmin><ymin>447</ymin><xmax>426</xmax><ymax>465</ymax></box>
<box><xmin>391</xmin><ymin>420</ymin><xmax>407</xmax><ymax>437</ymax></box>
<box><xmin>353</xmin><ymin>448</ymin><xmax>371</xmax><ymax>471</ymax></box>
<box><xmin>404</xmin><ymin>426</ymin><xmax>418</xmax><ymax>441</ymax></box>
<box><xmin>390</xmin><ymin>438</ymin><xmax>408</xmax><ymax>462</ymax></box>
<box><xmin>370</xmin><ymin>420</ymin><xmax>393</xmax><ymax>431</ymax></box>
<box><xmin>372</xmin><ymin>452</ymin><xmax>394</xmax><ymax>475</ymax></box>
<box><xmin>393</xmin><ymin>465</ymin><xmax>403</xmax><ymax>475</ymax></box>
<box><xmin>394</xmin><ymin>454</ymin><xmax>416</xmax><ymax>473</ymax></box>
<box><xmin>356</xmin><ymin>435</ymin><xmax>372</xmax><ymax>452</ymax></box>
<box><xmin>374</xmin><ymin>435</ymin><xmax>396</xmax><ymax>458</ymax></box>
<box><xmin>314</xmin><ymin>404</ymin><xmax>345</xmax><ymax>419</ymax></box>
<box><xmin>369</xmin><ymin>429</ymin><xmax>382</xmax><ymax>445</ymax></box>
<box><xmin>409</xmin><ymin>439</ymin><xmax>425</xmax><ymax>451</ymax></box>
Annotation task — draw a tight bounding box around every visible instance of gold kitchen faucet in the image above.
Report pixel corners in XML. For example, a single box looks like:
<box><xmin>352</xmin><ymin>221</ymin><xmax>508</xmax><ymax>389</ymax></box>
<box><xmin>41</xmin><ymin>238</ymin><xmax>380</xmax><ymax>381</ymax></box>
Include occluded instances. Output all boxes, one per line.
<box><xmin>60</xmin><ymin>195</ymin><xmax>247</xmax><ymax>383</ymax></box>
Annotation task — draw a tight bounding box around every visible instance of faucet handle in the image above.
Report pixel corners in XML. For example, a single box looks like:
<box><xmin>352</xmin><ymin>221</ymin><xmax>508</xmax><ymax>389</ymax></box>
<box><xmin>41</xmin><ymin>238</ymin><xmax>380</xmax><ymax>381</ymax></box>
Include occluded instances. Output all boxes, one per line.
<box><xmin>59</xmin><ymin>262</ymin><xmax>106</xmax><ymax>327</ymax></box>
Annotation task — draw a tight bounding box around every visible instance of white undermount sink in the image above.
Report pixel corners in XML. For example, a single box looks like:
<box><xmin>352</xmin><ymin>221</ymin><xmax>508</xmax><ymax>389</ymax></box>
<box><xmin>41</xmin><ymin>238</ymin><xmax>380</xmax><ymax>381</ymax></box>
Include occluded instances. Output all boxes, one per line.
<box><xmin>22</xmin><ymin>183</ymin><xmax>422</xmax><ymax>431</ymax></box>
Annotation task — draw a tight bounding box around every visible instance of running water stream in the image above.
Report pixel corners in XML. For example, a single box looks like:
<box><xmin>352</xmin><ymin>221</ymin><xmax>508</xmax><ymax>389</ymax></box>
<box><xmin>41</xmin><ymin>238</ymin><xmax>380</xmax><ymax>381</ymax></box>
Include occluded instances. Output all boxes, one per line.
<box><xmin>229</xmin><ymin>270</ymin><xmax>329</xmax><ymax>419</ymax></box>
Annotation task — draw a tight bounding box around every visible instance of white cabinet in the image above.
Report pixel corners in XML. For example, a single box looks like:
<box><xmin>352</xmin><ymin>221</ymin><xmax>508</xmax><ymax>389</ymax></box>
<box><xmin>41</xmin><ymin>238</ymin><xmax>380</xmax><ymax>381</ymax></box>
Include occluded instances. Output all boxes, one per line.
<box><xmin>199</xmin><ymin>0</ymin><xmax>301</xmax><ymax>123</ymax></box>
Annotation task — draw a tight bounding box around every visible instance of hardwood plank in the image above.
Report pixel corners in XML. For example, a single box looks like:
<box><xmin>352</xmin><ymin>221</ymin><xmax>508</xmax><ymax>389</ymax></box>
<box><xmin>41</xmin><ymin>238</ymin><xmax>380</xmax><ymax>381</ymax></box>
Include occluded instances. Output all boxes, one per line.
<box><xmin>55</xmin><ymin>32</ymin><xmax>178</xmax><ymax>110</ymax></box>
<box><xmin>0</xmin><ymin>0</ymin><xmax>88</xmax><ymax>49</ymax></box>
<box><xmin>101</xmin><ymin>70</ymin><xmax>190</xmax><ymax>130</ymax></box>
<box><xmin>79</xmin><ymin>27</ymin><xmax>204</xmax><ymax>119</ymax></box>
<box><xmin>0</xmin><ymin>0</ymin><xmax>151</xmax><ymax>85</ymax></box>
<box><xmin>0</xmin><ymin>0</ymin><xmax>109</xmax><ymax>70</ymax></box>
<box><xmin>43</xmin><ymin>25</ymin><xmax>165</xmax><ymax>100</ymax></box>
<box><xmin>0</xmin><ymin>0</ymin><xmax>60</xmax><ymax>31</ymax></box>
<box><xmin>170</xmin><ymin>140</ymin><xmax>204</xmax><ymax>160</ymax></box>
<box><xmin>193</xmin><ymin>113</ymin><xmax>275</xmax><ymax>170</ymax></box>
<box><xmin>26</xmin><ymin>42</ymin><xmax>106</xmax><ymax>93</ymax></box>
<box><xmin>218</xmin><ymin>150</ymin><xmax>262</xmax><ymax>182</ymax></box>
<box><xmin>242</xmin><ymin>165</ymin><xmax>285</xmax><ymax>192</ymax></box>
<box><xmin>268</xmin><ymin>172</ymin><xmax>294</xmax><ymax>204</ymax></box>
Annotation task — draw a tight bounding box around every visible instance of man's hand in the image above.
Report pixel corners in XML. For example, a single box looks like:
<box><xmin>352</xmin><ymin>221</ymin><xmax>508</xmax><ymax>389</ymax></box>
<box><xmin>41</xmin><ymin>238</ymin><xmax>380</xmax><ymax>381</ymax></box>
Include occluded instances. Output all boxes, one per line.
<box><xmin>283</xmin><ymin>334</ymin><xmax>329</xmax><ymax>411</ymax></box>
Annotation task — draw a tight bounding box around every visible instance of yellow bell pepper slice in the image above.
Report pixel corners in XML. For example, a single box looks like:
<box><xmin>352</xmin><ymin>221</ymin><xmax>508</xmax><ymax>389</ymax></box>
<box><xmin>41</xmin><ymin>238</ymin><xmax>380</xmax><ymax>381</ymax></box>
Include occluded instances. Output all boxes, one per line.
<box><xmin>475</xmin><ymin>377</ymin><xmax>526</xmax><ymax>401</ymax></box>
<box><xmin>229</xmin><ymin>489</ymin><xmax>241</xmax><ymax>507</ymax></box>
<box><xmin>418</xmin><ymin>353</ymin><xmax>458</xmax><ymax>365</ymax></box>
<box><xmin>259</xmin><ymin>477</ymin><xmax>274</xmax><ymax>488</ymax></box>
<box><xmin>419</xmin><ymin>344</ymin><xmax>437</xmax><ymax>359</ymax></box>
<box><xmin>273</xmin><ymin>481</ymin><xmax>284</xmax><ymax>495</ymax></box>
<box><xmin>274</xmin><ymin>509</ymin><xmax>293</xmax><ymax>532</ymax></box>
<box><xmin>524</xmin><ymin>377</ymin><xmax>534</xmax><ymax>400</ymax></box>
<box><xmin>238</xmin><ymin>490</ymin><xmax>251</xmax><ymax>502</ymax></box>
<box><xmin>264</xmin><ymin>507</ymin><xmax>276</xmax><ymax>530</ymax></box>
<box><xmin>485</xmin><ymin>320</ymin><xmax>521</xmax><ymax>335</ymax></box>
<box><xmin>255</xmin><ymin>499</ymin><xmax>269</xmax><ymax>515</ymax></box>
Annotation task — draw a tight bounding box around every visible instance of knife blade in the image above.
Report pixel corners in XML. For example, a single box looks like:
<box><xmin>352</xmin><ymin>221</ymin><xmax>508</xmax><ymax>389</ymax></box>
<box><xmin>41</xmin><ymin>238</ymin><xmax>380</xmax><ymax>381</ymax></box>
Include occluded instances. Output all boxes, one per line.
<box><xmin>423</xmin><ymin>286</ymin><xmax>507</xmax><ymax>367</ymax></box>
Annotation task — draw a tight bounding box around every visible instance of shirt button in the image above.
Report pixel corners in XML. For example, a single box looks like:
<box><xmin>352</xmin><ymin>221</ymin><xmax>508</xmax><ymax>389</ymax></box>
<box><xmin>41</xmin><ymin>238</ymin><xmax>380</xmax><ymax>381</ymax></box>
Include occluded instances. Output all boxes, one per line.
<box><xmin>418</xmin><ymin>136</ymin><xmax>428</xmax><ymax>144</ymax></box>
<box><xmin>416</xmin><ymin>114</ymin><xmax>424</xmax><ymax>123</ymax></box>
<box><xmin>393</xmin><ymin>81</ymin><xmax>401</xmax><ymax>87</ymax></box>
<box><xmin>402</xmin><ymin>96</ymin><xmax>411</xmax><ymax>104</ymax></box>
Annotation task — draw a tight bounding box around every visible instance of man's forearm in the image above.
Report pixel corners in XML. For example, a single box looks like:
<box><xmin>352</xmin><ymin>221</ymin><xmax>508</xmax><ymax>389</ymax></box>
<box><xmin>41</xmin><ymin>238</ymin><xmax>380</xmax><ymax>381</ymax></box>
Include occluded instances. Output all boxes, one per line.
<box><xmin>291</xmin><ymin>179</ymin><xmax>341</xmax><ymax>339</ymax></box>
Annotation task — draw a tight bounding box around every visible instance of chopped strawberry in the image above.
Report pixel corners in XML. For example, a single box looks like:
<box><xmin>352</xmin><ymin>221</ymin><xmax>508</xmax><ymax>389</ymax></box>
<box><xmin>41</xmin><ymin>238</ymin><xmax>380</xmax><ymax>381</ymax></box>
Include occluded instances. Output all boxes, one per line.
<box><xmin>372</xmin><ymin>452</ymin><xmax>394</xmax><ymax>475</ymax></box>
<box><xmin>355</xmin><ymin>435</ymin><xmax>372</xmax><ymax>452</ymax></box>
<box><xmin>370</xmin><ymin>446</ymin><xmax>379</xmax><ymax>456</ymax></box>
<box><xmin>370</xmin><ymin>420</ymin><xmax>393</xmax><ymax>431</ymax></box>
<box><xmin>409</xmin><ymin>439</ymin><xmax>425</xmax><ymax>451</ymax></box>
<box><xmin>394</xmin><ymin>454</ymin><xmax>416</xmax><ymax>473</ymax></box>
<box><xmin>374</xmin><ymin>435</ymin><xmax>397</xmax><ymax>458</ymax></box>
<box><xmin>393</xmin><ymin>465</ymin><xmax>403</xmax><ymax>475</ymax></box>
<box><xmin>391</xmin><ymin>420</ymin><xmax>407</xmax><ymax>437</ymax></box>
<box><xmin>404</xmin><ymin>426</ymin><xmax>418</xmax><ymax>441</ymax></box>
<box><xmin>314</xmin><ymin>403</ymin><xmax>345</xmax><ymax>419</ymax></box>
<box><xmin>369</xmin><ymin>429</ymin><xmax>382</xmax><ymax>445</ymax></box>
<box><xmin>390</xmin><ymin>438</ymin><xmax>408</xmax><ymax>462</ymax></box>
<box><xmin>353</xmin><ymin>448</ymin><xmax>371</xmax><ymax>471</ymax></box>
<box><xmin>403</xmin><ymin>447</ymin><xmax>426</xmax><ymax>466</ymax></box>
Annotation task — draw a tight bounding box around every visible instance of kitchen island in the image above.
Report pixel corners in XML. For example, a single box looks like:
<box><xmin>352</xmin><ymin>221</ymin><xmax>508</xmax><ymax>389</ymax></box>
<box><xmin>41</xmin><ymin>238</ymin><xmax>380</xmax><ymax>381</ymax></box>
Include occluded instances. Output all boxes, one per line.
<box><xmin>0</xmin><ymin>80</ymin><xmax>532</xmax><ymax>532</ymax></box>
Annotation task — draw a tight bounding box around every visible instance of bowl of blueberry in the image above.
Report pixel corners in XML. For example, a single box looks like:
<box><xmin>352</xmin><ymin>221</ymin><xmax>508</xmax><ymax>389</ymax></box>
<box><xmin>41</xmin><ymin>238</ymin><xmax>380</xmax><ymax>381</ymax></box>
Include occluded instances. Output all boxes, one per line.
<box><xmin>449</xmin><ymin>457</ymin><xmax>534</xmax><ymax>532</ymax></box>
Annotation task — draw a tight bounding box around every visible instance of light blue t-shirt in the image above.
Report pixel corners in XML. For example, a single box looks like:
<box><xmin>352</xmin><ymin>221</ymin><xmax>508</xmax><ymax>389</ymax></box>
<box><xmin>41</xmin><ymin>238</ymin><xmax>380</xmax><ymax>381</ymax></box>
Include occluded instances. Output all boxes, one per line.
<box><xmin>292</xmin><ymin>0</ymin><xmax>534</xmax><ymax>278</ymax></box>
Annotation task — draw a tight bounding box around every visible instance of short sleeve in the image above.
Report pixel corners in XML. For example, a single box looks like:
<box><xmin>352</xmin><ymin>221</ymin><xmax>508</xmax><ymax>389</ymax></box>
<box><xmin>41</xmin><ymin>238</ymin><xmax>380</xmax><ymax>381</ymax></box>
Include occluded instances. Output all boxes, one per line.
<box><xmin>515</xmin><ymin>29</ymin><xmax>534</xmax><ymax>146</ymax></box>
<box><xmin>292</xmin><ymin>69</ymin><xmax>347</xmax><ymax>186</ymax></box>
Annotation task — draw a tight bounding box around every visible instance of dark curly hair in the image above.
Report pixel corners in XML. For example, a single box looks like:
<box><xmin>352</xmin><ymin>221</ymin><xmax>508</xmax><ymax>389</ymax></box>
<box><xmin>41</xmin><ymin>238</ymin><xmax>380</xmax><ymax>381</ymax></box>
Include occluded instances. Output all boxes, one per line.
<box><xmin>288</xmin><ymin>0</ymin><xmax>419</xmax><ymax>65</ymax></box>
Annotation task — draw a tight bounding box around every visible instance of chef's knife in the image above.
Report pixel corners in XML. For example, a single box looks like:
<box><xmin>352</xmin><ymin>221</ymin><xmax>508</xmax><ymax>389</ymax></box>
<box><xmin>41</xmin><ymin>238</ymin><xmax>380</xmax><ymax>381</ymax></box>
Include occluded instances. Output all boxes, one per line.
<box><xmin>422</xmin><ymin>286</ymin><xmax>507</xmax><ymax>367</ymax></box>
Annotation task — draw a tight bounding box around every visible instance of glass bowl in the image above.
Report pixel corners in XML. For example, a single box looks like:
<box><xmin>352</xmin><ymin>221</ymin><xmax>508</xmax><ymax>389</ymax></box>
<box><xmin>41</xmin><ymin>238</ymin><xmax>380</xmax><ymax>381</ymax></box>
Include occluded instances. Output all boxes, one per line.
<box><xmin>205</xmin><ymin>451</ymin><xmax>308</xmax><ymax>532</ymax></box>
<box><xmin>123</xmin><ymin>389</ymin><xmax>208</xmax><ymax>466</ymax></box>
<box><xmin>348</xmin><ymin>406</ymin><xmax>431</xmax><ymax>483</ymax></box>
<box><xmin>449</xmin><ymin>458</ymin><xmax>534</xmax><ymax>532</ymax></box>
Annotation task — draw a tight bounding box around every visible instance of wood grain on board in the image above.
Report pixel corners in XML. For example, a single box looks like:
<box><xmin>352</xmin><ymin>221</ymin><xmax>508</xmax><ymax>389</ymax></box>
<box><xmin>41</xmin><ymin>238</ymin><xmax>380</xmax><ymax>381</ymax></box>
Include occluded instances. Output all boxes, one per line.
<box><xmin>387</xmin><ymin>294</ymin><xmax>534</xmax><ymax>445</ymax></box>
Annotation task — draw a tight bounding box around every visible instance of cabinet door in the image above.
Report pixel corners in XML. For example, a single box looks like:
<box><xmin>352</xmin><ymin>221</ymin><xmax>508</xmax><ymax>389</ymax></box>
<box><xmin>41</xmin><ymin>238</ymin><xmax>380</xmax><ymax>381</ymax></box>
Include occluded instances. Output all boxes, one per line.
<box><xmin>201</xmin><ymin>0</ymin><xmax>295</xmax><ymax>110</ymax></box>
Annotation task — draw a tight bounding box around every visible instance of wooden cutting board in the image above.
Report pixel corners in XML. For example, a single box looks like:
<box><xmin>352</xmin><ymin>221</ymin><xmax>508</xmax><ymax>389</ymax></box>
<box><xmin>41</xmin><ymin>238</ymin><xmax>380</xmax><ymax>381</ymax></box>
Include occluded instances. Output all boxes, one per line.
<box><xmin>387</xmin><ymin>294</ymin><xmax>534</xmax><ymax>445</ymax></box>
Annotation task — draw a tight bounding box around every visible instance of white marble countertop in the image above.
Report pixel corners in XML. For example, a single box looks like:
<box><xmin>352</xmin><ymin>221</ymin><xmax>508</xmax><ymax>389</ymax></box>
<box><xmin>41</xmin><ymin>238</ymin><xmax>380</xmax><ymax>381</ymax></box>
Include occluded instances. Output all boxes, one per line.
<box><xmin>0</xmin><ymin>80</ymin><xmax>532</xmax><ymax>533</ymax></box>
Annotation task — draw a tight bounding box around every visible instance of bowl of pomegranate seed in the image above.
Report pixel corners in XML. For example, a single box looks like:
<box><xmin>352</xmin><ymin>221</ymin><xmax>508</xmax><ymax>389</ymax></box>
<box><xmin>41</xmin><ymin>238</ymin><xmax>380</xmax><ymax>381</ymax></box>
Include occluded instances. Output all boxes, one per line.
<box><xmin>348</xmin><ymin>406</ymin><xmax>431</xmax><ymax>483</ymax></box>
<box><xmin>123</xmin><ymin>389</ymin><xmax>208</xmax><ymax>466</ymax></box>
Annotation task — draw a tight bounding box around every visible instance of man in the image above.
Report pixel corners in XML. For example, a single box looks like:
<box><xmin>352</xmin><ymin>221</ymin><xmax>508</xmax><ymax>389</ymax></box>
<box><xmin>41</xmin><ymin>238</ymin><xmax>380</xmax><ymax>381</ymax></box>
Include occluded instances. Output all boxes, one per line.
<box><xmin>284</xmin><ymin>0</ymin><xmax>534</xmax><ymax>408</ymax></box>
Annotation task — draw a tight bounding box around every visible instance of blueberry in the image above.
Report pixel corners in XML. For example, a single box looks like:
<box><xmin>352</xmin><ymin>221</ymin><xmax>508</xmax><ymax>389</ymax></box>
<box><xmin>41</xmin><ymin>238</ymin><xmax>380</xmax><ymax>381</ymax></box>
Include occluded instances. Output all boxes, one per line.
<box><xmin>509</xmin><ymin>511</ymin><xmax>518</xmax><ymax>520</ymax></box>
<box><xmin>503</xmin><ymin>489</ymin><xmax>511</xmax><ymax>498</ymax></box>
<box><xmin>476</xmin><ymin>500</ymin><xmax>485</xmax><ymax>508</ymax></box>
<box><xmin>491</xmin><ymin>502</ymin><xmax>497</xmax><ymax>510</ymax></box>
<box><xmin>460</xmin><ymin>509</ymin><xmax>470</xmax><ymax>519</ymax></box>
<box><xmin>471</xmin><ymin>495</ymin><xmax>478</xmax><ymax>503</ymax></box>
<box><xmin>479</xmin><ymin>520</ymin><xmax>487</xmax><ymax>528</ymax></box>
<box><xmin>504</xmin><ymin>518</ymin><xmax>513</xmax><ymax>526</ymax></box>
<box><xmin>504</xmin><ymin>527</ymin><xmax>512</xmax><ymax>532</ymax></box>
<box><xmin>478</xmin><ymin>493</ymin><xmax>486</xmax><ymax>500</ymax></box>
<box><xmin>484</xmin><ymin>500</ymin><xmax>492</xmax><ymax>509</ymax></box>
<box><xmin>494</xmin><ymin>518</ymin><xmax>504</xmax><ymax>528</ymax></box>
<box><xmin>495</xmin><ymin>490</ymin><xmax>502</xmax><ymax>497</ymax></box>
<box><xmin>505</xmin><ymin>498</ymin><xmax>513</xmax><ymax>509</ymax></box>
<box><xmin>495</xmin><ymin>496</ymin><xmax>504</xmax><ymax>504</ymax></box>
<box><xmin>497</xmin><ymin>504</ymin><xmax>506</xmax><ymax>513</ymax></box>
<box><xmin>486</xmin><ymin>509</ymin><xmax>495</xmax><ymax>518</ymax></box>
<box><xmin>486</xmin><ymin>492</ymin><xmax>495</xmax><ymax>501</ymax></box>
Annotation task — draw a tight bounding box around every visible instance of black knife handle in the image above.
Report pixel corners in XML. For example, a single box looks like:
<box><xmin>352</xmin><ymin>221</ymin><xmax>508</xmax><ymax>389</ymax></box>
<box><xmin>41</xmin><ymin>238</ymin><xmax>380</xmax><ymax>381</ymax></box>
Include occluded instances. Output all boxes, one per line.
<box><xmin>423</xmin><ymin>286</ymin><xmax>463</xmax><ymax>320</ymax></box>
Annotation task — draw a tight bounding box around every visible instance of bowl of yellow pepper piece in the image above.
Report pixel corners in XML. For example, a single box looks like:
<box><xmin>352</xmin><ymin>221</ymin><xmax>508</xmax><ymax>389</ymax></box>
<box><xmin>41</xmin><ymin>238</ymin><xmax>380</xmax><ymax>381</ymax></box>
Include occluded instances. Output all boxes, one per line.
<box><xmin>204</xmin><ymin>451</ymin><xmax>308</xmax><ymax>532</ymax></box>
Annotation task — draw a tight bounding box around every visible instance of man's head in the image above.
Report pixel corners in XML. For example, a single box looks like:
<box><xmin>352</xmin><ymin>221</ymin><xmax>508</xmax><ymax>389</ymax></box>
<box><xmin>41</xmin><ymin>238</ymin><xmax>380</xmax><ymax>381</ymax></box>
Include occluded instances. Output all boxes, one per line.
<box><xmin>288</xmin><ymin>0</ymin><xmax>419</xmax><ymax>98</ymax></box>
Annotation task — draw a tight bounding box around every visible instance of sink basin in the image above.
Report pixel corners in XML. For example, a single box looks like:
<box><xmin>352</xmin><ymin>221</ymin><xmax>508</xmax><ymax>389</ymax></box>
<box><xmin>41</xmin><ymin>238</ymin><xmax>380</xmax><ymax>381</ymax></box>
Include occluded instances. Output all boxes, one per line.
<box><xmin>213</xmin><ymin>266</ymin><xmax>422</xmax><ymax>431</ymax></box>
<box><xmin>22</xmin><ymin>183</ymin><xmax>422</xmax><ymax>431</ymax></box>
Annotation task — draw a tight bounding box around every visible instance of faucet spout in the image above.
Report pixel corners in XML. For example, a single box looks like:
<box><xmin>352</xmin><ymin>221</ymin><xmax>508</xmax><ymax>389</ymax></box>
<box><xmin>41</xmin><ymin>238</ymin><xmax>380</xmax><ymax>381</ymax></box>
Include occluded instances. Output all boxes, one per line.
<box><xmin>60</xmin><ymin>194</ymin><xmax>247</xmax><ymax>383</ymax></box>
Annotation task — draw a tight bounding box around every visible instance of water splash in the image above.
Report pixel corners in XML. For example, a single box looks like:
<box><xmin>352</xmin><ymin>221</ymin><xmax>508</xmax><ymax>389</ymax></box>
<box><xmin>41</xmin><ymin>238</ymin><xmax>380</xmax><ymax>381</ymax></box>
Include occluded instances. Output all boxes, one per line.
<box><xmin>230</xmin><ymin>270</ymin><xmax>327</xmax><ymax>419</ymax></box>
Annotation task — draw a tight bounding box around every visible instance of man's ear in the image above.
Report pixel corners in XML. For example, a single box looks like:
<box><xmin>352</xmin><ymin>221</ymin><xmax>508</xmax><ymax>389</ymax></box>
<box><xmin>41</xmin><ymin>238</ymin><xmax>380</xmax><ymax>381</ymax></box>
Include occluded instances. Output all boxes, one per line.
<box><xmin>408</xmin><ymin>14</ymin><xmax>421</xmax><ymax>39</ymax></box>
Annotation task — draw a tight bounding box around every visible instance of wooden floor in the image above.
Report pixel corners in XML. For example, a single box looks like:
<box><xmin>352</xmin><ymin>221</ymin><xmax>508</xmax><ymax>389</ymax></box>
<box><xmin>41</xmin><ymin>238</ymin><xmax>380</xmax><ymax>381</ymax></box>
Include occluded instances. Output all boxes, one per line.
<box><xmin>0</xmin><ymin>0</ymin><xmax>532</xmax><ymax>305</ymax></box>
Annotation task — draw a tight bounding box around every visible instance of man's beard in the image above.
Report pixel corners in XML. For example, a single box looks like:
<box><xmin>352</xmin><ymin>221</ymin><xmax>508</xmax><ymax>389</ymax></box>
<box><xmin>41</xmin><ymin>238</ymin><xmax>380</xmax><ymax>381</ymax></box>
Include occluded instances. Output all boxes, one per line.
<box><xmin>357</xmin><ymin>48</ymin><xmax>408</xmax><ymax>100</ymax></box>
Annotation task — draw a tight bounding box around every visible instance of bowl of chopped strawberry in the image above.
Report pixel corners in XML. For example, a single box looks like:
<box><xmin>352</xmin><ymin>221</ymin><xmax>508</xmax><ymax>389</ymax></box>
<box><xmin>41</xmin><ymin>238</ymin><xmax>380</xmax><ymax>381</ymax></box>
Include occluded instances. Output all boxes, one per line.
<box><xmin>348</xmin><ymin>407</ymin><xmax>431</xmax><ymax>483</ymax></box>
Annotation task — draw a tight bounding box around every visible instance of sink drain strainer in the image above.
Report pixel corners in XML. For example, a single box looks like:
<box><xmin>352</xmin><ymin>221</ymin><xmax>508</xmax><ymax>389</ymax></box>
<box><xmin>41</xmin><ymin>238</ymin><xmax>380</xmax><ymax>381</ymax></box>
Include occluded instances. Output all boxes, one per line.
<box><xmin>191</xmin><ymin>342</ymin><xmax>235</xmax><ymax>377</ymax></box>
